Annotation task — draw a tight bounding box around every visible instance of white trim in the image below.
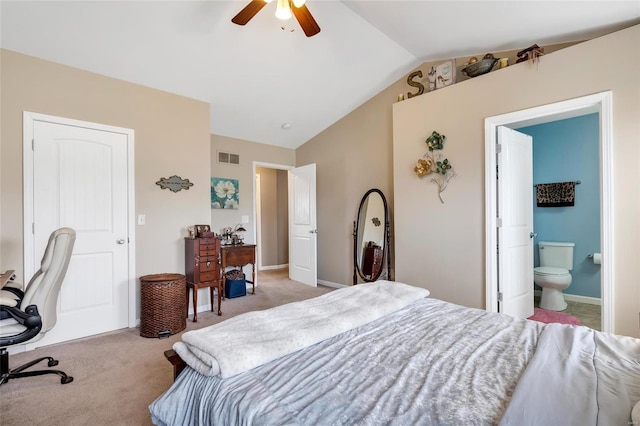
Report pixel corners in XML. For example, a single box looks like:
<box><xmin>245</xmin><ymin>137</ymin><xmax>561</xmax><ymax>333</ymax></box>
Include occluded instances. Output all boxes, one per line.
<box><xmin>256</xmin><ymin>173</ymin><xmax>262</xmax><ymax>269</ymax></box>
<box><xmin>259</xmin><ymin>263</ymin><xmax>289</xmax><ymax>271</ymax></box>
<box><xmin>484</xmin><ymin>91</ymin><xmax>613</xmax><ymax>333</ymax></box>
<box><xmin>317</xmin><ymin>279</ymin><xmax>348</xmax><ymax>289</ymax></box>
<box><xmin>534</xmin><ymin>290</ymin><xmax>601</xmax><ymax>306</ymax></box>
<box><xmin>23</xmin><ymin>111</ymin><xmax>137</xmax><ymax>330</ymax></box>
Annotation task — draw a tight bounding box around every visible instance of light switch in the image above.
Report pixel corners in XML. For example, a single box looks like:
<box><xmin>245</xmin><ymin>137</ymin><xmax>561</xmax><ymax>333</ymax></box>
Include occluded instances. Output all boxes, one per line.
<box><xmin>241</xmin><ymin>215</ymin><xmax>249</xmax><ymax>224</ymax></box>
<box><xmin>138</xmin><ymin>214</ymin><xmax>146</xmax><ymax>225</ymax></box>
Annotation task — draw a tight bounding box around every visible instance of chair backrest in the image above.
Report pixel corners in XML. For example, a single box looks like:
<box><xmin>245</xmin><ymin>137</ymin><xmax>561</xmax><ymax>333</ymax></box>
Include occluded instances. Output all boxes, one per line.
<box><xmin>20</xmin><ymin>228</ymin><xmax>76</xmax><ymax>333</ymax></box>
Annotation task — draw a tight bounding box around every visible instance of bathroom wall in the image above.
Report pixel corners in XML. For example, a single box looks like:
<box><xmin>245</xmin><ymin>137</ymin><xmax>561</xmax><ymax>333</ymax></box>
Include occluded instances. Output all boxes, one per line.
<box><xmin>518</xmin><ymin>113</ymin><xmax>601</xmax><ymax>299</ymax></box>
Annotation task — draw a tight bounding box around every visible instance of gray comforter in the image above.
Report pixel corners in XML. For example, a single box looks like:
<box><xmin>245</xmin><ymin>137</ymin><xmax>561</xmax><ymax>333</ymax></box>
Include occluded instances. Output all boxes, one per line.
<box><xmin>150</xmin><ymin>298</ymin><xmax>546</xmax><ymax>425</ymax></box>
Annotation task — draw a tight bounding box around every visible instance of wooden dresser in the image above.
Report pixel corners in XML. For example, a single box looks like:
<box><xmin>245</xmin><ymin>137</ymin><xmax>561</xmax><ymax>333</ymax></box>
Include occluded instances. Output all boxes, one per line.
<box><xmin>184</xmin><ymin>237</ymin><xmax>221</xmax><ymax>321</ymax></box>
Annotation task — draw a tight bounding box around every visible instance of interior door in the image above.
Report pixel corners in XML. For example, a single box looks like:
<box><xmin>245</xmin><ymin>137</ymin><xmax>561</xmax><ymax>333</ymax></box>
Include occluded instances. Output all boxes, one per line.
<box><xmin>28</xmin><ymin>118</ymin><xmax>131</xmax><ymax>347</ymax></box>
<box><xmin>288</xmin><ymin>164</ymin><xmax>317</xmax><ymax>286</ymax></box>
<box><xmin>497</xmin><ymin>126</ymin><xmax>534</xmax><ymax>318</ymax></box>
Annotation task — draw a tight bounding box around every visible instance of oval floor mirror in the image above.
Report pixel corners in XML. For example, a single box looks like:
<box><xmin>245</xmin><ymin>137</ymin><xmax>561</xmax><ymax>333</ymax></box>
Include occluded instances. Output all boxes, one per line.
<box><xmin>353</xmin><ymin>188</ymin><xmax>391</xmax><ymax>284</ymax></box>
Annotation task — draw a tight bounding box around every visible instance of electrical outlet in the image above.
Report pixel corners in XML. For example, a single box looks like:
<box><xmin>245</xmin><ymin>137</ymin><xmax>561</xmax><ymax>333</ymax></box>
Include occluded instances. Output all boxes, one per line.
<box><xmin>241</xmin><ymin>215</ymin><xmax>249</xmax><ymax>224</ymax></box>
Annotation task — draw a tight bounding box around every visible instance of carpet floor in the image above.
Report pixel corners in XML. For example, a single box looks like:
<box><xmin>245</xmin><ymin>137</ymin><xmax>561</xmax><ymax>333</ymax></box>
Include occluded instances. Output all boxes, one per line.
<box><xmin>0</xmin><ymin>269</ymin><xmax>333</xmax><ymax>426</ymax></box>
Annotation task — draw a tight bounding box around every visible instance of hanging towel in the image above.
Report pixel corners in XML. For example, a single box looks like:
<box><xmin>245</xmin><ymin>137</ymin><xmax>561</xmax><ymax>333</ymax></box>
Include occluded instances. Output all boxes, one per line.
<box><xmin>536</xmin><ymin>181</ymin><xmax>576</xmax><ymax>207</ymax></box>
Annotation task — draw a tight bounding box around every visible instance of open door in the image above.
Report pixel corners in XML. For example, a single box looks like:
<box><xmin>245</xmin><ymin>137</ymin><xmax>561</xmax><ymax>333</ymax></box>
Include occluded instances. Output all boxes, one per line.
<box><xmin>497</xmin><ymin>126</ymin><xmax>534</xmax><ymax>318</ymax></box>
<box><xmin>288</xmin><ymin>164</ymin><xmax>317</xmax><ymax>286</ymax></box>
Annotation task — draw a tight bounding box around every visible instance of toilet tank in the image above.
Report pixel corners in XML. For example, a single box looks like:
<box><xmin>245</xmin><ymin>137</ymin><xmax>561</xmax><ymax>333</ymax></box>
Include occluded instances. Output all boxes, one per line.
<box><xmin>538</xmin><ymin>241</ymin><xmax>575</xmax><ymax>270</ymax></box>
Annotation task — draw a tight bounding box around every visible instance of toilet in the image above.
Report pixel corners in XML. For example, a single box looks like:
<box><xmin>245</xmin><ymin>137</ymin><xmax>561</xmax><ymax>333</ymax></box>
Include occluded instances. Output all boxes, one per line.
<box><xmin>534</xmin><ymin>241</ymin><xmax>575</xmax><ymax>311</ymax></box>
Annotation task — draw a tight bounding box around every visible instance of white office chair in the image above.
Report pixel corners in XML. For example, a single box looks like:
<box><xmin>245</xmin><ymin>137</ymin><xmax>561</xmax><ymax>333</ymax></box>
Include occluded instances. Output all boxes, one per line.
<box><xmin>0</xmin><ymin>227</ymin><xmax>76</xmax><ymax>385</ymax></box>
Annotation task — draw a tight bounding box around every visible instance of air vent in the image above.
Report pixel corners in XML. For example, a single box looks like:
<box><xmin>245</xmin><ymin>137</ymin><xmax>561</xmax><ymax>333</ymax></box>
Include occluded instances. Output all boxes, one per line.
<box><xmin>217</xmin><ymin>151</ymin><xmax>240</xmax><ymax>165</ymax></box>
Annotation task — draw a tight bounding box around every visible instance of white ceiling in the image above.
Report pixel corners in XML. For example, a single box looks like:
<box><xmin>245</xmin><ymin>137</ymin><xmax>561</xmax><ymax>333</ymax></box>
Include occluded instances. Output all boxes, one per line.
<box><xmin>1</xmin><ymin>1</ymin><xmax>638</xmax><ymax>149</ymax></box>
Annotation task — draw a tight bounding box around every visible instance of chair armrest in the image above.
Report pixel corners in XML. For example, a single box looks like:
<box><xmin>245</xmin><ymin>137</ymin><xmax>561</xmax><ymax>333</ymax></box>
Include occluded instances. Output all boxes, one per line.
<box><xmin>0</xmin><ymin>305</ymin><xmax>42</xmax><ymax>347</ymax></box>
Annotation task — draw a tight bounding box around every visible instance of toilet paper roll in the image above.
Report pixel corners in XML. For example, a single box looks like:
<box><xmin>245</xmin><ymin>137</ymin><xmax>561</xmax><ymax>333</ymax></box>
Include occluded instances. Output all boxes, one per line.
<box><xmin>592</xmin><ymin>253</ymin><xmax>601</xmax><ymax>265</ymax></box>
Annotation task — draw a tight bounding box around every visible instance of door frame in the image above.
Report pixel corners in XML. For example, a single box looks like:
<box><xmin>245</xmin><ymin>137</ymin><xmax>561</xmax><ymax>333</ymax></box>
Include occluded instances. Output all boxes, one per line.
<box><xmin>23</xmin><ymin>112</ymin><xmax>137</xmax><ymax>329</ymax></box>
<box><xmin>484</xmin><ymin>91</ymin><xmax>613</xmax><ymax>332</ymax></box>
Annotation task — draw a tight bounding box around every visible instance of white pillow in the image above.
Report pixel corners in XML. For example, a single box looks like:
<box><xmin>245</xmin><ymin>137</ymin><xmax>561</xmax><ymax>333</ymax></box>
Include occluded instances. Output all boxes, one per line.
<box><xmin>632</xmin><ymin>400</ymin><xmax>640</xmax><ymax>424</ymax></box>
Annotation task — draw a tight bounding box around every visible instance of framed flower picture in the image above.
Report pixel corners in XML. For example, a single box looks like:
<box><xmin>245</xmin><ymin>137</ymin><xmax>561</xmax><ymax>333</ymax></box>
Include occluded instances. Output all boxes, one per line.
<box><xmin>211</xmin><ymin>177</ymin><xmax>239</xmax><ymax>209</ymax></box>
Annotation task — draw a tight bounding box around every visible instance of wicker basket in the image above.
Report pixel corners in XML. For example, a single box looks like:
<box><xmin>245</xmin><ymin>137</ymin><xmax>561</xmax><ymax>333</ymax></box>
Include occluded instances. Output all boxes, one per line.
<box><xmin>140</xmin><ymin>273</ymin><xmax>186</xmax><ymax>338</ymax></box>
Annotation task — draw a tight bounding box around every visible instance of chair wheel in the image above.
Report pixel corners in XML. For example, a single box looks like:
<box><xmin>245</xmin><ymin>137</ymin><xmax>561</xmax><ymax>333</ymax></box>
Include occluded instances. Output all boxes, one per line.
<box><xmin>61</xmin><ymin>376</ymin><xmax>73</xmax><ymax>384</ymax></box>
<box><xmin>48</xmin><ymin>360</ymin><xmax>59</xmax><ymax>367</ymax></box>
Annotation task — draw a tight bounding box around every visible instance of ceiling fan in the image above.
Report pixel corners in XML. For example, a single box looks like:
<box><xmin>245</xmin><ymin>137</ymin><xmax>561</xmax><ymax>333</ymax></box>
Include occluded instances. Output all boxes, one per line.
<box><xmin>231</xmin><ymin>0</ymin><xmax>321</xmax><ymax>37</ymax></box>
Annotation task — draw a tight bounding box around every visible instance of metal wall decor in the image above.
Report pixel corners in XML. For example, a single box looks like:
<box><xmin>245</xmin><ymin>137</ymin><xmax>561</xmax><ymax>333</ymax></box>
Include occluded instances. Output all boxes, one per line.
<box><xmin>156</xmin><ymin>175</ymin><xmax>194</xmax><ymax>193</ymax></box>
<box><xmin>413</xmin><ymin>130</ymin><xmax>456</xmax><ymax>204</ymax></box>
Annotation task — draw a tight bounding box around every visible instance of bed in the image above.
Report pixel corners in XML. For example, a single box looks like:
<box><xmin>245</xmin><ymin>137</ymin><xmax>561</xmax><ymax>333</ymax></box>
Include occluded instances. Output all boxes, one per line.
<box><xmin>149</xmin><ymin>280</ymin><xmax>640</xmax><ymax>426</ymax></box>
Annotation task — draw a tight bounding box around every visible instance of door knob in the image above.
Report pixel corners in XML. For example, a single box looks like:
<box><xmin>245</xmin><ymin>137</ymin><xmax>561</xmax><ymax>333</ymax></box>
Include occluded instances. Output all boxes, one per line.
<box><xmin>309</xmin><ymin>229</ymin><xmax>318</xmax><ymax>234</ymax></box>
<box><xmin>116</xmin><ymin>239</ymin><xmax>126</xmax><ymax>244</ymax></box>
<box><xmin>529</xmin><ymin>232</ymin><xmax>537</xmax><ymax>239</ymax></box>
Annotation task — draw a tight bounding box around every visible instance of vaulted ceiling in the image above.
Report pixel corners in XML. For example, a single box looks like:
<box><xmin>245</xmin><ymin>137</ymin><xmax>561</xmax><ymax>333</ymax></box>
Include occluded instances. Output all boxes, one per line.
<box><xmin>2</xmin><ymin>1</ymin><xmax>638</xmax><ymax>148</ymax></box>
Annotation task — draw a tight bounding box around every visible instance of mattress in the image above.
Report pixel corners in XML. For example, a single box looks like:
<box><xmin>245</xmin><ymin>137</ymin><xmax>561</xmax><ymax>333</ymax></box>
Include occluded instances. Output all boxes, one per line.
<box><xmin>150</xmin><ymin>282</ymin><xmax>640</xmax><ymax>425</ymax></box>
<box><xmin>150</xmin><ymin>297</ymin><xmax>545</xmax><ymax>425</ymax></box>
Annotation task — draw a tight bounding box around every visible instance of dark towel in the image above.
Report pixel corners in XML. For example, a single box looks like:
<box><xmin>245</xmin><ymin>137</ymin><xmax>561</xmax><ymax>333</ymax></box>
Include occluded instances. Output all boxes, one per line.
<box><xmin>536</xmin><ymin>182</ymin><xmax>575</xmax><ymax>207</ymax></box>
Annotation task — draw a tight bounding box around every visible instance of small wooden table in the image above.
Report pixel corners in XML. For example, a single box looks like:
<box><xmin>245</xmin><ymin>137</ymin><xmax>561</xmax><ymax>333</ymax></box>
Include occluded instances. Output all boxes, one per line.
<box><xmin>221</xmin><ymin>244</ymin><xmax>256</xmax><ymax>297</ymax></box>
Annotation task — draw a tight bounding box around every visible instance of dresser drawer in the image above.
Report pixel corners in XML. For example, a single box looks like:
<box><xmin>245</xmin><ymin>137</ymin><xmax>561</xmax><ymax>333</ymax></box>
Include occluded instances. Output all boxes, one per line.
<box><xmin>223</xmin><ymin>247</ymin><xmax>254</xmax><ymax>265</ymax></box>
<box><xmin>200</xmin><ymin>248</ymin><xmax>218</xmax><ymax>256</ymax></box>
<box><xmin>199</xmin><ymin>238</ymin><xmax>217</xmax><ymax>245</ymax></box>
<box><xmin>199</xmin><ymin>258</ymin><xmax>218</xmax><ymax>272</ymax></box>
<box><xmin>199</xmin><ymin>270</ymin><xmax>219</xmax><ymax>282</ymax></box>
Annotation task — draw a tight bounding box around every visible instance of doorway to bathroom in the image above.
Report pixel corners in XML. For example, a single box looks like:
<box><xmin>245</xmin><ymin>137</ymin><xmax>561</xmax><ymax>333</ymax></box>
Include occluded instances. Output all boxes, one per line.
<box><xmin>516</xmin><ymin>114</ymin><xmax>602</xmax><ymax>330</ymax></box>
<box><xmin>485</xmin><ymin>91</ymin><xmax>613</xmax><ymax>333</ymax></box>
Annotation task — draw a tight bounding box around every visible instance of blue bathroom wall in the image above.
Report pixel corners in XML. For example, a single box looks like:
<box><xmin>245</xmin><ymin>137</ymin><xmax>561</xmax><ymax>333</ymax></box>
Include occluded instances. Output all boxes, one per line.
<box><xmin>517</xmin><ymin>113</ymin><xmax>601</xmax><ymax>299</ymax></box>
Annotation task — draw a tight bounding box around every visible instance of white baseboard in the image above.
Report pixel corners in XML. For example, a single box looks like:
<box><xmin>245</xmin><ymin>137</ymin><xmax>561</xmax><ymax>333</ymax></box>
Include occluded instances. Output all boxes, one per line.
<box><xmin>259</xmin><ymin>264</ymin><xmax>288</xmax><ymax>271</ymax></box>
<box><xmin>317</xmin><ymin>279</ymin><xmax>348</xmax><ymax>289</ymax></box>
<box><xmin>534</xmin><ymin>290</ymin><xmax>601</xmax><ymax>306</ymax></box>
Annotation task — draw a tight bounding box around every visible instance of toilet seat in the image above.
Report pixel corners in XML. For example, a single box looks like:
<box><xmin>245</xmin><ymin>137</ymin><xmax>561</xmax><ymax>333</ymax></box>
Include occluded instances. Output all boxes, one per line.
<box><xmin>534</xmin><ymin>266</ymin><xmax>569</xmax><ymax>276</ymax></box>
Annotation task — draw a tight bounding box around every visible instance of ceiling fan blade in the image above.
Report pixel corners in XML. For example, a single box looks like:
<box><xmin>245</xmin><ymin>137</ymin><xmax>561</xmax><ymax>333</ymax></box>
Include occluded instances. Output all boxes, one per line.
<box><xmin>231</xmin><ymin>0</ymin><xmax>268</xmax><ymax>26</ymax></box>
<box><xmin>291</xmin><ymin>3</ymin><xmax>321</xmax><ymax>37</ymax></box>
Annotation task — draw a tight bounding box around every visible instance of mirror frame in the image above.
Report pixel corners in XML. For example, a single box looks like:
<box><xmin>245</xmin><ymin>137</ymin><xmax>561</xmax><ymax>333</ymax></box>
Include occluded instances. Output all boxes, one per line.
<box><xmin>353</xmin><ymin>188</ymin><xmax>391</xmax><ymax>284</ymax></box>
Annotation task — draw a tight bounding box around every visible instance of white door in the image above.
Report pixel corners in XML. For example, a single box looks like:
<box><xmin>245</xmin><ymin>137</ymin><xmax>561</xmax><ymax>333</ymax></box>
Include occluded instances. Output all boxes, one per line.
<box><xmin>497</xmin><ymin>126</ymin><xmax>534</xmax><ymax>318</ymax></box>
<box><xmin>26</xmin><ymin>116</ymin><xmax>132</xmax><ymax>347</ymax></box>
<box><xmin>288</xmin><ymin>164</ymin><xmax>317</xmax><ymax>286</ymax></box>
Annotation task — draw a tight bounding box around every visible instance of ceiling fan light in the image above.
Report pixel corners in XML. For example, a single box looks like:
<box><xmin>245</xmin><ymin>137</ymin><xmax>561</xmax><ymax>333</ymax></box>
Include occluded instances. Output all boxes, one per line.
<box><xmin>275</xmin><ymin>0</ymin><xmax>292</xmax><ymax>20</ymax></box>
<box><xmin>292</xmin><ymin>0</ymin><xmax>306</xmax><ymax>7</ymax></box>
<box><xmin>264</xmin><ymin>0</ymin><xmax>273</xmax><ymax>3</ymax></box>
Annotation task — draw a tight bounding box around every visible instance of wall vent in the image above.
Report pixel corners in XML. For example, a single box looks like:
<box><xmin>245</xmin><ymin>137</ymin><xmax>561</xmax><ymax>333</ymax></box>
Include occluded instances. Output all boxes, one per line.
<box><xmin>218</xmin><ymin>151</ymin><xmax>240</xmax><ymax>165</ymax></box>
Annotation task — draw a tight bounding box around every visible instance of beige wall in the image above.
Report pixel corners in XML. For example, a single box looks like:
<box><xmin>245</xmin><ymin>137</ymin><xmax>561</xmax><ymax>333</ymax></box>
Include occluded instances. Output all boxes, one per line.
<box><xmin>393</xmin><ymin>25</ymin><xmax>640</xmax><ymax>337</ymax></box>
<box><xmin>210</xmin><ymin>134</ymin><xmax>295</xmax><ymax>245</ymax></box>
<box><xmin>296</xmin><ymin>78</ymin><xmax>396</xmax><ymax>286</ymax></box>
<box><xmin>296</xmin><ymin>41</ymin><xmax>575</xmax><ymax>287</ymax></box>
<box><xmin>276</xmin><ymin>169</ymin><xmax>288</xmax><ymax>264</ymax></box>
<box><xmin>0</xmin><ymin>49</ymin><xmax>212</xmax><ymax>317</ymax></box>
